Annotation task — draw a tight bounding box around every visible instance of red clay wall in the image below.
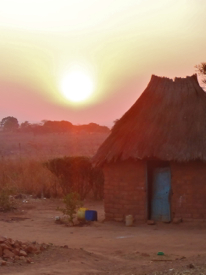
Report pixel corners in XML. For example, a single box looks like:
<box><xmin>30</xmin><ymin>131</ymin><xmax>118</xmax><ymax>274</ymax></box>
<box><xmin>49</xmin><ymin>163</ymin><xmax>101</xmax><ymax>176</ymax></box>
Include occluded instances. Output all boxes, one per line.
<box><xmin>171</xmin><ymin>161</ymin><xmax>206</xmax><ymax>221</ymax></box>
<box><xmin>103</xmin><ymin>160</ymin><xmax>146</xmax><ymax>221</ymax></box>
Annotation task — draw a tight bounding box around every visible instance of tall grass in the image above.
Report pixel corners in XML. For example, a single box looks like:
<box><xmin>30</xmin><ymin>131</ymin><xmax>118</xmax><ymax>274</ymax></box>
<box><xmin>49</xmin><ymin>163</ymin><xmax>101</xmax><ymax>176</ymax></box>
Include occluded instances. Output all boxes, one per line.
<box><xmin>0</xmin><ymin>158</ymin><xmax>60</xmax><ymax>197</ymax></box>
<box><xmin>0</xmin><ymin>131</ymin><xmax>109</xmax><ymax>159</ymax></box>
<box><xmin>0</xmin><ymin>131</ymin><xmax>108</xmax><ymax>198</ymax></box>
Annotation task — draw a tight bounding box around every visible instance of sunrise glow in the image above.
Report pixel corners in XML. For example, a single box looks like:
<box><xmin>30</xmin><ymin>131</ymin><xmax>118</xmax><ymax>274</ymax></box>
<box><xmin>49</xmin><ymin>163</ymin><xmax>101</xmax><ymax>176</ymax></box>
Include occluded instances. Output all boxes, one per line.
<box><xmin>60</xmin><ymin>67</ymin><xmax>95</xmax><ymax>103</ymax></box>
<box><xmin>0</xmin><ymin>0</ymin><xmax>205</xmax><ymax>124</ymax></box>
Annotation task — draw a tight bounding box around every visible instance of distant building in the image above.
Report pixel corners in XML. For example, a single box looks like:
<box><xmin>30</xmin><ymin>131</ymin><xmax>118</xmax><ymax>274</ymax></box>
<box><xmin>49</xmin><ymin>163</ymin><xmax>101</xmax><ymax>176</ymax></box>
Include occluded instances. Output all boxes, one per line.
<box><xmin>93</xmin><ymin>74</ymin><xmax>206</xmax><ymax>222</ymax></box>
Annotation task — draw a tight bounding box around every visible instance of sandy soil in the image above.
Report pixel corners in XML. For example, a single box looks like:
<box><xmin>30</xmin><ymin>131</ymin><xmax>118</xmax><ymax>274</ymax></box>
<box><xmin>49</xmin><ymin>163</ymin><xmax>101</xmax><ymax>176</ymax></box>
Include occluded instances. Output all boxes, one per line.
<box><xmin>0</xmin><ymin>198</ymin><xmax>206</xmax><ymax>275</ymax></box>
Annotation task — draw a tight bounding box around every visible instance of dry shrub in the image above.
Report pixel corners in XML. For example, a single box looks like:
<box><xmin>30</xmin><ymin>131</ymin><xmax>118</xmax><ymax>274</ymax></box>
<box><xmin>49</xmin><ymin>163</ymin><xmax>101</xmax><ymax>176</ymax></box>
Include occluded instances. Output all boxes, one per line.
<box><xmin>91</xmin><ymin>167</ymin><xmax>104</xmax><ymax>200</ymax></box>
<box><xmin>0</xmin><ymin>187</ymin><xmax>16</xmax><ymax>211</ymax></box>
<box><xmin>45</xmin><ymin>156</ymin><xmax>104</xmax><ymax>200</ymax></box>
<box><xmin>0</xmin><ymin>156</ymin><xmax>104</xmax><ymax>200</ymax></box>
<box><xmin>0</xmin><ymin>158</ymin><xmax>61</xmax><ymax>198</ymax></box>
<box><xmin>57</xmin><ymin>192</ymin><xmax>83</xmax><ymax>225</ymax></box>
<box><xmin>45</xmin><ymin>156</ymin><xmax>92</xmax><ymax>199</ymax></box>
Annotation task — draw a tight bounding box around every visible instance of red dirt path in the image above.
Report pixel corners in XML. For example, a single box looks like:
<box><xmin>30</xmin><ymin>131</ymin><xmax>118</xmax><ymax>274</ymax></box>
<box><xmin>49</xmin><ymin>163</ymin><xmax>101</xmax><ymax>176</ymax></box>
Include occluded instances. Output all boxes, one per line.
<box><xmin>0</xmin><ymin>198</ymin><xmax>206</xmax><ymax>275</ymax></box>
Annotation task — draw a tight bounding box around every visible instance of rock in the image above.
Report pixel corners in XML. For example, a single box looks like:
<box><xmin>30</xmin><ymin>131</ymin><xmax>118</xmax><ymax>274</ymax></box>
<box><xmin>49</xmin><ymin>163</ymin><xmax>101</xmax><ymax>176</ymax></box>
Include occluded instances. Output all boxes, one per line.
<box><xmin>40</xmin><ymin>243</ymin><xmax>48</xmax><ymax>251</ymax></box>
<box><xmin>3</xmin><ymin>249</ymin><xmax>15</xmax><ymax>258</ymax></box>
<box><xmin>0</xmin><ymin>236</ymin><xmax>49</xmax><ymax>264</ymax></box>
<box><xmin>13</xmin><ymin>241</ymin><xmax>21</xmax><ymax>249</ymax></box>
<box><xmin>26</xmin><ymin>257</ymin><xmax>32</xmax><ymax>263</ymax></box>
<box><xmin>1</xmin><ymin>260</ymin><xmax>7</xmax><ymax>266</ymax></box>
<box><xmin>13</xmin><ymin>248</ymin><xmax>20</xmax><ymax>256</ymax></box>
<box><xmin>7</xmin><ymin>238</ymin><xmax>14</xmax><ymax>245</ymax></box>
<box><xmin>0</xmin><ymin>242</ymin><xmax>9</xmax><ymax>250</ymax></box>
<box><xmin>19</xmin><ymin>250</ymin><xmax>27</xmax><ymax>257</ymax></box>
<box><xmin>188</xmin><ymin>263</ymin><xmax>195</xmax><ymax>268</ymax></box>
<box><xmin>14</xmin><ymin>255</ymin><xmax>20</xmax><ymax>260</ymax></box>
<box><xmin>173</xmin><ymin>218</ymin><xmax>182</xmax><ymax>224</ymax></box>
<box><xmin>4</xmin><ymin>241</ymin><xmax>12</xmax><ymax>249</ymax></box>
<box><xmin>34</xmin><ymin>249</ymin><xmax>41</xmax><ymax>255</ymax></box>
<box><xmin>6</xmin><ymin>257</ymin><xmax>14</xmax><ymax>263</ymax></box>
<box><xmin>0</xmin><ymin>236</ymin><xmax>6</xmax><ymax>244</ymax></box>
<box><xmin>147</xmin><ymin>220</ymin><xmax>155</xmax><ymax>225</ymax></box>
<box><xmin>26</xmin><ymin>245</ymin><xmax>36</xmax><ymax>254</ymax></box>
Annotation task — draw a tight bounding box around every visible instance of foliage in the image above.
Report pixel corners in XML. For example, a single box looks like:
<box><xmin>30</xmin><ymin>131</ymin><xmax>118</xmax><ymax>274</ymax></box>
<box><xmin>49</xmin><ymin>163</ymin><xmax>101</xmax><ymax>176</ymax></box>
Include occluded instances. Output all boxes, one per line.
<box><xmin>0</xmin><ymin>116</ymin><xmax>19</xmax><ymax>132</ymax></box>
<box><xmin>74</xmin><ymin>123</ymin><xmax>110</xmax><ymax>133</ymax></box>
<box><xmin>0</xmin><ymin>156</ymin><xmax>104</xmax><ymax>201</ymax></box>
<box><xmin>0</xmin><ymin>187</ymin><xmax>16</xmax><ymax>211</ymax></box>
<box><xmin>0</xmin><ymin>159</ymin><xmax>59</xmax><ymax>199</ymax></box>
<box><xmin>195</xmin><ymin>62</ymin><xmax>206</xmax><ymax>85</ymax></box>
<box><xmin>91</xmin><ymin>167</ymin><xmax>104</xmax><ymax>200</ymax></box>
<box><xmin>18</xmin><ymin>120</ymin><xmax>110</xmax><ymax>134</ymax></box>
<box><xmin>20</xmin><ymin>121</ymin><xmax>31</xmax><ymax>129</ymax></box>
<box><xmin>45</xmin><ymin>156</ymin><xmax>104</xmax><ymax>199</ymax></box>
<box><xmin>45</xmin><ymin>156</ymin><xmax>92</xmax><ymax>199</ymax></box>
<box><xmin>43</xmin><ymin>120</ymin><xmax>73</xmax><ymax>133</ymax></box>
<box><xmin>57</xmin><ymin>192</ymin><xmax>83</xmax><ymax>225</ymax></box>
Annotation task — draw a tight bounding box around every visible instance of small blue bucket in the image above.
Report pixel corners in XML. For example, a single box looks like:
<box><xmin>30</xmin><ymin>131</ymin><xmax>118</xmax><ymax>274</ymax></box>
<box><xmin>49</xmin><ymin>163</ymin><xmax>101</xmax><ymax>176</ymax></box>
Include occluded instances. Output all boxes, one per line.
<box><xmin>85</xmin><ymin>210</ymin><xmax>98</xmax><ymax>221</ymax></box>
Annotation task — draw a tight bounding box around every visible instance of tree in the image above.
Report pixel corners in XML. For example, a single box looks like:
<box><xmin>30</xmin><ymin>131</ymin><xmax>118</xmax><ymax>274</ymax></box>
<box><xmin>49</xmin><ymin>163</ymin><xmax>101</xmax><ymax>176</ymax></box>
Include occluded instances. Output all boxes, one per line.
<box><xmin>20</xmin><ymin>121</ymin><xmax>31</xmax><ymax>133</ymax></box>
<box><xmin>20</xmin><ymin>121</ymin><xmax>30</xmax><ymax>128</ymax></box>
<box><xmin>43</xmin><ymin>120</ymin><xmax>73</xmax><ymax>133</ymax></box>
<box><xmin>0</xmin><ymin>116</ymin><xmax>19</xmax><ymax>131</ymax></box>
<box><xmin>195</xmin><ymin>62</ymin><xmax>206</xmax><ymax>86</ymax></box>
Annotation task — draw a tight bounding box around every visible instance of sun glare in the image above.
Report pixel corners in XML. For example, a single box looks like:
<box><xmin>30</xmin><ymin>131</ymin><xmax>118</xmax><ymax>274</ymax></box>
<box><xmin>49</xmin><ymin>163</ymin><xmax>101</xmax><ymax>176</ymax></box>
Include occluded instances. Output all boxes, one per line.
<box><xmin>60</xmin><ymin>67</ymin><xmax>94</xmax><ymax>103</ymax></box>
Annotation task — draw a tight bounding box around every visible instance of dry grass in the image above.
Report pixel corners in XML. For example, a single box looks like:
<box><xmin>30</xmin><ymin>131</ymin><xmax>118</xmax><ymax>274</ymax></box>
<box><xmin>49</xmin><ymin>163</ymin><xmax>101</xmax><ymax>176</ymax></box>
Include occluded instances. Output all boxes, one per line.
<box><xmin>0</xmin><ymin>131</ymin><xmax>109</xmax><ymax>198</ymax></box>
<box><xmin>0</xmin><ymin>158</ymin><xmax>61</xmax><ymax>198</ymax></box>
<box><xmin>0</xmin><ymin>131</ymin><xmax>109</xmax><ymax>160</ymax></box>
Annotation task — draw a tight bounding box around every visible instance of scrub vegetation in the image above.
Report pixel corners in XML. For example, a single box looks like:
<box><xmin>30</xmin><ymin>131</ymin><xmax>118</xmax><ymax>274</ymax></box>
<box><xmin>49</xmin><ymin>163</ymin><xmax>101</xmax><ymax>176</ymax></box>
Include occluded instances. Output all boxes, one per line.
<box><xmin>0</xmin><ymin>131</ymin><xmax>108</xmax><ymax>204</ymax></box>
<box><xmin>56</xmin><ymin>192</ymin><xmax>83</xmax><ymax>225</ymax></box>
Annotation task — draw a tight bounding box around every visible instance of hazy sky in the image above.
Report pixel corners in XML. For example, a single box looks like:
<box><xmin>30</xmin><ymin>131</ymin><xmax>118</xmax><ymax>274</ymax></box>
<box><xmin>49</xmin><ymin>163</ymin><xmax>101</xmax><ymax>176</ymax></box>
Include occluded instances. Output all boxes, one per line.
<box><xmin>0</xmin><ymin>0</ymin><xmax>205</xmax><ymax>126</ymax></box>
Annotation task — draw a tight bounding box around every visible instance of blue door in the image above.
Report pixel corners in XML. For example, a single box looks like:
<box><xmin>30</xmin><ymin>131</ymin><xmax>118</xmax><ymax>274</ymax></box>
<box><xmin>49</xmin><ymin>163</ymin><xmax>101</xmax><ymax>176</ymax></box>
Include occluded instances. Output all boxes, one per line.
<box><xmin>151</xmin><ymin>167</ymin><xmax>171</xmax><ymax>222</ymax></box>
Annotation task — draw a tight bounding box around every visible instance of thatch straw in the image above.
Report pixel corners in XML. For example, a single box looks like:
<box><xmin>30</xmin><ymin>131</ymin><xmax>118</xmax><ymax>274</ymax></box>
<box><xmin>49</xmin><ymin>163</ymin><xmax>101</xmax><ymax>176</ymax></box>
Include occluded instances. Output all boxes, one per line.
<box><xmin>93</xmin><ymin>74</ymin><xmax>206</xmax><ymax>165</ymax></box>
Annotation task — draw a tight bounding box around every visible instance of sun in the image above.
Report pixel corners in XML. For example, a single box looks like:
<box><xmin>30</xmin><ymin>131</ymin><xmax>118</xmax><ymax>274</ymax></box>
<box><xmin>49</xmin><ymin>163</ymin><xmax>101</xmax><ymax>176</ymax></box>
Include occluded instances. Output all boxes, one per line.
<box><xmin>60</xmin><ymin>67</ymin><xmax>94</xmax><ymax>103</ymax></box>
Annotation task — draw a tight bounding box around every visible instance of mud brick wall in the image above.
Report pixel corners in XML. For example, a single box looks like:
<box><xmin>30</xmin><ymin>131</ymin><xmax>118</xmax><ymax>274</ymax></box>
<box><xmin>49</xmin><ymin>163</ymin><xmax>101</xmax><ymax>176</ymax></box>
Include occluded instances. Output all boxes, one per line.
<box><xmin>171</xmin><ymin>161</ymin><xmax>206</xmax><ymax>221</ymax></box>
<box><xmin>103</xmin><ymin>160</ymin><xmax>146</xmax><ymax>221</ymax></box>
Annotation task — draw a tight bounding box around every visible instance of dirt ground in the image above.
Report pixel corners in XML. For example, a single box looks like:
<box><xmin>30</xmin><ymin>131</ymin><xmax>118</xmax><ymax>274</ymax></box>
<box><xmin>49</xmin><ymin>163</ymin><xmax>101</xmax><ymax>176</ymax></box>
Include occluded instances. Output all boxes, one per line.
<box><xmin>0</xmin><ymin>198</ymin><xmax>206</xmax><ymax>275</ymax></box>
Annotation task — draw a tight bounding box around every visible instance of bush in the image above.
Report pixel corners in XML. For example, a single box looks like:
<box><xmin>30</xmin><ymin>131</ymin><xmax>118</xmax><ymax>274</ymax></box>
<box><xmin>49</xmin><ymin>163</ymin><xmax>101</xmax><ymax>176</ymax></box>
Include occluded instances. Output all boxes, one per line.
<box><xmin>0</xmin><ymin>157</ymin><xmax>104</xmax><ymax>200</ymax></box>
<box><xmin>46</xmin><ymin>156</ymin><xmax>104</xmax><ymax>200</ymax></box>
<box><xmin>45</xmin><ymin>156</ymin><xmax>102</xmax><ymax>199</ymax></box>
<box><xmin>0</xmin><ymin>187</ymin><xmax>16</xmax><ymax>211</ymax></box>
<box><xmin>57</xmin><ymin>192</ymin><xmax>83</xmax><ymax>225</ymax></box>
<box><xmin>0</xmin><ymin>158</ymin><xmax>59</xmax><ymax>198</ymax></box>
<box><xmin>91</xmin><ymin>167</ymin><xmax>104</xmax><ymax>200</ymax></box>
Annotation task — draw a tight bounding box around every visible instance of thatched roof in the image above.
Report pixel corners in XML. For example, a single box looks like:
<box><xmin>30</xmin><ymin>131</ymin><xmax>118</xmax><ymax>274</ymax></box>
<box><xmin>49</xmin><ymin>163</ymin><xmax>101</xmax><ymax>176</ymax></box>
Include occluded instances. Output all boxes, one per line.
<box><xmin>93</xmin><ymin>74</ymin><xmax>206</xmax><ymax>166</ymax></box>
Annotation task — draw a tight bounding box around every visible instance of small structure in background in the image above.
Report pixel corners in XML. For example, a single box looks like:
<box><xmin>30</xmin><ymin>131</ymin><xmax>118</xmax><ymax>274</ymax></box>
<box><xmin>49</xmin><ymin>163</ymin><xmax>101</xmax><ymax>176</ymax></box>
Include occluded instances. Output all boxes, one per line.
<box><xmin>93</xmin><ymin>74</ymin><xmax>206</xmax><ymax>223</ymax></box>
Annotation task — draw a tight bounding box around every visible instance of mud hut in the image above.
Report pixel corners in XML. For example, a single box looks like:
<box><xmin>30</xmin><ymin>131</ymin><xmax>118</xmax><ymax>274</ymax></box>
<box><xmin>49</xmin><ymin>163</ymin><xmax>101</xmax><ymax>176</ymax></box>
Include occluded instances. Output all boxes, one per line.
<box><xmin>93</xmin><ymin>74</ymin><xmax>206</xmax><ymax>222</ymax></box>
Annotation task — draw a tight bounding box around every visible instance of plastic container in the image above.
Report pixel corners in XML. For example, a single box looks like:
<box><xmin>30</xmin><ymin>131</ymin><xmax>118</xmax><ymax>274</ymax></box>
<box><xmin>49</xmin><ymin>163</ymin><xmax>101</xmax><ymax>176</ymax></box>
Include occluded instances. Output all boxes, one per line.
<box><xmin>77</xmin><ymin>208</ymin><xmax>88</xmax><ymax>220</ymax></box>
<box><xmin>85</xmin><ymin>210</ymin><xmax>98</xmax><ymax>221</ymax></box>
<box><xmin>125</xmin><ymin>215</ymin><xmax>133</xmax><ymax>226</ymax></box>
